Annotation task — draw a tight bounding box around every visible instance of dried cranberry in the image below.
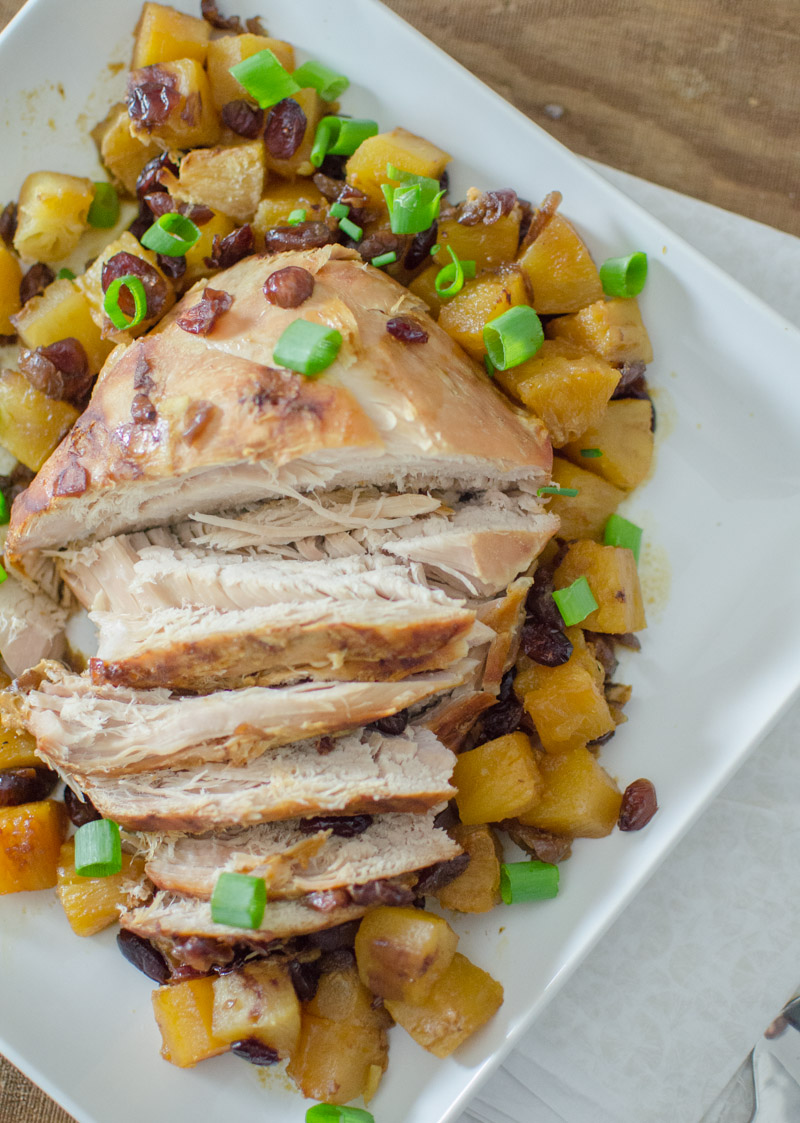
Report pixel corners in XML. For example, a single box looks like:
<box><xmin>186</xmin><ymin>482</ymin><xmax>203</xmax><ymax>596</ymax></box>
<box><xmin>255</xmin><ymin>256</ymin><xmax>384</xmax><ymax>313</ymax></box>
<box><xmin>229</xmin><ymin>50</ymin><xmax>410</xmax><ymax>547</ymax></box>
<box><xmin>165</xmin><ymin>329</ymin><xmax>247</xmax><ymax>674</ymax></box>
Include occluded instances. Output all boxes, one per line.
<box><xmin>618</xmin><ymin>779</ymin><xmax>658</xmax><ymax>831</ymax></box>
<box><xmin>288</xmin><ymin>959</ymin><xmax>319</xmax><ymax>1003</ymax></box>
<box><xmin>312</xmin><ymin>172</ymin><xmax>344</xmax><ymax>202</ymax></box>
<box><xmin>306</xmin><ymin>919</ymin><xmax>360</xmax><ymax>950</ymax></box>
<box><xmin>479</xmin><ymin>694</ymin><xmax>525</xmax><ymax>741</ymax></box>
<box><xmin>133</xmin><ymin>350</ymin><xmax>154</xmax><ymax>391</ymax></box>
<box><xmin>433</xmin><ymin>802</ymin><xmax>460</xmax><ymax>831</ymax></box>
<box><xmin>459</xmin><ymin>189</ymin><xmax>517</xmax><ymax>226</ymax></box>
<box><xmin>131</xmin><ymin>393</ymin><xmax>157</xmax><ymax>424</ymax></box>
<box><xmin>143</xmin><ymin>192</ymin><xmax>174</xmax><ymax>219</ymax></box>
<box><xmin>612</xmin><ymin>360</ymin><xmax>647</xmax><ymax>398</ymax></box>
<box><xmin>182</xmin><ymin>400</ymin><xmax>216</xmax><ymax>444</ymax></box>
<box><xmin>358</xmin><ymin>229</ymin><xmax>406</xmax><ymax>265</ymax></box>
<box><xmin>156</xmin><ymin>252</ymin><xmax>186</xmax><ymax>281</ymax></box>
<box><xmin>53</xmin><ymin>462</ymin><xmax>89</xmax><ymax>498</ymax></box>
<box><xmin>404</xmin><ymin>221</ymin><xmax>439</xmax><ymax>271</ymax></box>
<box><xmin>414</xmin><ymin>853</ymin><xmax>471</xmax><ymax>896</ymax></box>
<box><xmin>307</xmin><ymin>888</ymin><xmax>351</xmax><ymax>912</ymax></box>
<box><xmin>264</xmin><ymin>98</ymin><xmax>307</xmax><ymax>159</ymax></box>
<box><xmin>176</xmin><ymin>286</ymin><xmax>232</xmax><ymax>335</ymax></box>
<box><xmin>349</xmin><ymin>879</ymin><xmax>415</xmax><ymax>907</ymax></box>
<box><xmin>499</xmin><ymin>820</ymin><xmax>573</xmax><ymax>864</ymax></box>
<box><xmin>222</xmin><ymin>99</ymin><xmax>265</xmax><ymax>138</ymax></box>
<box><xmin>205</xmin><ymin>224</ymin><xmax>254</xmax><ymax>270</ymax></box>
<box><xmin>180</xmin><ymin>202</ymin><xmax>214</xmax><ymax>226</ymax></box>
<box><xmin>615</xmin><ymin>632</ymin><xmax>642</xmax><ymax>651</ymax></box>
<box><xmin>386</xmin><ymin>316</ymin><xmax>428</xmax><ymax>344</ymax></box>
<box><xmin>263</xmin><ymin>266</ymin><xmax>314</xmax><ymax>309</ymax></box>
<box><xmin>63</xmin><ymin>785</ymin><xmax>102</xmax><ymax>827</ymax></box>
<box><xmin>135</xmin><ymin>151</ymin><xmax>180</xmax><ymax>200</ymax></box>
<box><xmin>584</xmin><ymin>632</ymin><xmax>618</xmax><ymax>680</ymax></box>
<box><xmin>318</xmin><ymin>153</ymin><xmax>348</xmax><ymax>179</ymax></box>
<box><xmin>171</xmin><ymin>935</ymin><xmax>234</xmax><ymax>972</ymax></box>
<box><xmin>0</xmin><ymin>203</ymin><xmax>16</xmax><ymax>247</ymax></box>
<box><xmin>0</xmin><ymin>767</ymin><xmax>58</xmax><ymax>807</ymax></box>
<box><xmin>101</xmin><ymin>251</ymin><xmax>169</xmax><ymax>322</ymax></box>
<box><xmin>368</xmin><ymin>709</ymin><xmax>409</xmax><ymax>735</ymax></box>
<box><xmin>19</xmin><ymin>338</ymin><xmax>91</xmax><ymax>405</ymax></box>
<box><xmin>262</xmin><ymin>222</ymin><xmax>336</xmax><ymax>253</ymax></box>
<box><xmin>127</xmin><ymin>68</ymin><xmax>181</xmax><ymax>131</ymax></box>
<box><xmin>231</xmin><ymin>1039</ymin><xmax>280</xmax><ymax>1066</ymax></box>
<box><xmin>521</xmin><ymin>572</ymin><xmax>574</xmax><ymax>667</ymax></box>
<box><xmin>117</xmin><ymin>930</ymin><xmax>171</xmax><ymax>983</ymax></box>
<box><xmin>19</xmin><ymin>263</ymin><xmax>54</xmax><ymax>305</ymax></box>
<box><xmin>201</xmin><ymin>0</ymin><xmax>244</xmax><ymax>31</ymax></box>
<box><xmin>316</xmin><ymin>736</ymin><xmax>335</xmax><ymax>755</ymax></box>
<box><xmin>298</xmin><ymin>815</ymin><xmax>373</xmax><ymax>838</ymax></box>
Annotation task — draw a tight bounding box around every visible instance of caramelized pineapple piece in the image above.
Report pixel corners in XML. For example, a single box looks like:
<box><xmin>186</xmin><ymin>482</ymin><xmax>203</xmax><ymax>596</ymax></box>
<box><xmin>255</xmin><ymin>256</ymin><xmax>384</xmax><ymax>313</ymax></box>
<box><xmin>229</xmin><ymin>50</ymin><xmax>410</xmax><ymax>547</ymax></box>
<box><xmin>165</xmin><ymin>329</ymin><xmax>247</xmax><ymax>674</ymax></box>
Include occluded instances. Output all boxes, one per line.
<box><xmin>437</xmin><ymin>267</ymin><xmax>529</xmax><ymax>362</ymax></box>
<box><xmin>346</xmin><ymin>127</ymin><xmax>451</xmax><ymax>209</ymax></box>
<box><xmin>0</xmin><ymin>370</ymin><xmax>79</xmax><ymax>472</ymax></box>
<box><xmin>437</xmin><ymin>824</ymin><xmax>502</xmax><ymax>914</ymax></box>
<box><xmin>518</xmin><ymin>748</ymin><xmax>622</xmax><ymax>837</ymax></box>
<box><xmin>56</xmin><ymin>839</ymin><xmax>146</xmax><ymax>937</ymax></box>
<box><xmin>253</xmin><ymin>180</ymin><xmax>328</xmax><ymax>234</ymax></box>
<box><xmin>183</xmin><ymin>209</ymin><xmax>236</xmax><ymax>284</ymax></box>
<box><xmin>521</xmin><ymin>660</ymin><xmax>614</xmax><ymax>753</ymax></box>
<box><xmin>562</xmin><ymin>398</ymin><xmax>654</xmax><ymax>490</ymax></box>
<box><xmin>355</xmin><ymin>905</ymin><xmax>459</xmax><ymax>1003</ymax></box>
<box><xmin>13</xmin><ymin>278</ymin><xmax>113</xmax><ymax>374</ymax></box>
<box><xmin>152</xmin><ymin>977</ymin><xmax>229</xmax><ymax>1068</ymax></box>
<box><xmin>91</xmin><ymin>103</ymin><xmax>162</xmax><ymax>197</ymax></box>
<box><xmin>453</xmin><ymin>731</ymin><xmax>542</xmax><ymax>824</ymax></box>
<box><xmin>517</xmin><ymin>214</ymin><xmax>602</xmax><ymax>314</ymax></box>
<box><xmin>385</xmin><ymin>952</ymin><xmax>503</xmax><ymax>1058</ymax></box>
<box><xmin>495</xmin><ymin>337</ymin><xmax>620</xmax><ymax>446</ymax></box>
<box><xmin>132</xmin><ymin>2</ymin><xmax>210</xmax><ymax>68</ymax></box>
<box><xmin>547</xmin><ymin>297</ymin><xmax>653</xmax><ymax>364</ymax></box>
<box><xmin>433</xmin><ymin>197</ymin><xmax>522</xmax><ymax>271</ymax></box>
<box><xmin>0</xmin><ymin>718</ymin><xmax>39</xmax><ymax>770</ymax></box>
<box><xmin>287</xmin><ymin>1013</ymin><xmax>388</xmax><ymax>1105</ymax></box>
<box><xmin>173</xmin><ymin>142</ymin><xmax>266</xmax><ymax>223</ymax></box>
<box><xmin>554</xmin><ymin>539</ymin><xmax>646</xmax><ymax>634</ymax></box>
<box><xmin>77</xmin><ymin>231</ymin><xmax>175</xmax><ymax>340</ymax></box>
<box><xmin>307</xmin><ymin>964</ymin><xmax>392</xmax><ymax>1029</ymax></box>
<box><xmin>547</xmin><ymin>457</ymin><xmax>626</xmax><ymax>540</ymax></box>
<box><xmin>211</xmin><ymin>962</ymin><xmax>301</xmax><ymax>1057</ymax></box>
<box><xmin>206</xmin><ymin>33</ymin><xmax>296</xmax><ymax>111</ymax></box>
<box><xmin>128</xmin><ymin>59</ymin><xmax>220</xmax><ymax>150</ymax></box>
<box><xmin>263</xmin><ymin>87</ymin><xmax>325</xmax><ymax>179</ymax></box>
<box><xmin>0</xmin><ymin>243</ymin><xmax>22</xmax><ymax>334</ymax></box>
<box><xmin>14</xmin><ymin>171</ymin><xmax>94</xmax><ymax>263</ymax></box>
<box><xmin>0</xmin><ymin>800</ymin><xmax>68</xmax><ymax>894</ymax></box>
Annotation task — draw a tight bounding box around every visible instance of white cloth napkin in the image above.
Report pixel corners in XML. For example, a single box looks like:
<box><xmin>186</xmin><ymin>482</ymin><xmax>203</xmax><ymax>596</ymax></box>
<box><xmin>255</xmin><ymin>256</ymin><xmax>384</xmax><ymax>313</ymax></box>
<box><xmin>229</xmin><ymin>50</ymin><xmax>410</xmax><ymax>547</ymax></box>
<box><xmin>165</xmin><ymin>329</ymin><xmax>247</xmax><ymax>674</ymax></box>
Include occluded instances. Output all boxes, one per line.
<box><xmin>461</xmin><ymin>165</ymin><xmax>800</xmax><ymax>1123</ymax></box>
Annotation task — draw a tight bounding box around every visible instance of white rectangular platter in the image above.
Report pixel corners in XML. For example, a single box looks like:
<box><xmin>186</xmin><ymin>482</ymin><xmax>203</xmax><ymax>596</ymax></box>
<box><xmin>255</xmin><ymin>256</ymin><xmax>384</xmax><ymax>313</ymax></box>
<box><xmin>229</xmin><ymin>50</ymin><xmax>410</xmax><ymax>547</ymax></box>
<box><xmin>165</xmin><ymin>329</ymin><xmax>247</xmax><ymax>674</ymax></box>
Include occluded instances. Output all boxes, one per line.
<box><xmin>1</xmin><ymin>2</ymin><xmax>800</xmax><ymax>1121</ymax></box>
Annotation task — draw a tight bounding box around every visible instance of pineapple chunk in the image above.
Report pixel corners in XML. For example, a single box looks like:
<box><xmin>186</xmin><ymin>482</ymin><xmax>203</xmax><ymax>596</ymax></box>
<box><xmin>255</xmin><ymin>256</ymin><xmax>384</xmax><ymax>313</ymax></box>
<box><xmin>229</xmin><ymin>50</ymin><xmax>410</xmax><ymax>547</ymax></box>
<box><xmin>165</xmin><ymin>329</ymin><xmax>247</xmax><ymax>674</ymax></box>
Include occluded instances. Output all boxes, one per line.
<box><xmin>437</xmin><ymin>823</ymin><xmax>502</xmax><ymax>914</ymax></box>
<box><xmin>0</xmin><ymin>242</ymin><xmax>22</xmax><ymax>334</ymax></box>
<box><xmin>287</xmin><ymin>1013</ymin><xmax>388</xmax><ymax>1105</ymax></box>
<box><xmin>453</xmin><ymin>732</ymin><xmax>542</xmax><ymax>824</ymax></box>
<box><xmin>547</xmin><ymin>456</ymin><xmax>626</xmax><ymax>540</ymax></box>
<box><xmin>355</xmin><ymin>905</ymin><xmax>459</xmax><ymax>1003</ymax></box>
<box><xmin>183</xmin><ymin>209</ymin><xmax>236</xmax><ymax>284</ymax></box>
<box><xmin>346</xmin><ymin>127</ymin><xmax>451</xmax><ymax>210</ymax></box>
<box><xmin>174</xmin><ymin>142</ymin><xmax>266</xmax><ymax>223</ymax></box>
<box><xmin>132</xmin><ymin>2</ymin><xmax>210</xmax><ymax>68</ymax></box>
<box><xmin>56</xmin><ymin>839</ymin><xmax>146</xmax><ymax>937</ymax></box>
<box><xmin>211</xmin><ymin>962</ymin><xmax>300</xmax><ymax>1057</ymax></box>
<box><xmin>433</xmin><ymin>202</ymin><xmax>522</xmax><ymax>272</ymax></box>
<box><xmin>77</xmin><ymin>231</ymin><xmax>175</xmax><ymax>340</ymax></box>
<box><xmin>547</xmin><ymin>297</ymin><xmax>653</xmax><ymax>364</ymax></box>
<box><xmin>495</xmin><ymin>337</ymin><xmax>620</xmax><ymax>446</ymax></box>
<box><xmin>13</xmin><ymin>278</ymin><xmax>113</xmax><ymax>374</ymax></box>
<box><xmin>13</xmin><ymin>171</ymin><xmax>94</xmax><ymax>263</ymax></box>
<box><xmin>562</xmin><ymin>398</ymin><xmax>654</xmax><ymax>490</ymax></box>
<box><xmin>252</xmin><ymin>180</ymin><xmax>328</xmax><ymax>234</ymax></box>
<box><xmin>517</xmin><ymin>748</ymin><xmax>622</xmax><ymax>838</ymax></box>
<box><xmin>554</xmin><ymin>539</ymin><xmax>646</xmax><ymax>634</ymax></box>
<box><xmin>152</xmin><ymin>977</ymin><xmax>229</xmax><ymax>1068</ymax></box>
<box><xmin>438</xmin><ymin>267</ymin><xmax>529</xmax><ymax>362</ymax></box>
<box><xmin>0</xmin><ymin>370</ymin><xmax>79</xmax><ymax>472</ymax></box>
<box><xmin>207</xmin><ymin>33</ymin><xmax>296</xmax><ymax>111</ymax></box>
<box><xmin>385</xmin><ymin>952</ymin><xmax>503</xmax><ymax>1058</ymax></box>
<box><xmin>307</xmin><ymin>964</ymin><xmax>392</xmax><ymax>1029</ymax></box>
<box><xmin>521</xmin><ymin>659</ymin><xmax>614</xmax><ymax>753</ymax></box>
<box><xmin>91</xmin><ymin>103</ymin><xmax>161</xmax><ymax>197</ymax></box>
<box><xmin>0</xmin><ymin>800</ymin><xmax>68</xmax><ymax>894</ymax></box>
<box><xmin>128</xmin><ymin>59</ymin><xmax>220</xmax><ymax>150</ymax></box>
<box><xmin>263</xmin><ymin>87</ymin><xmax>325</xmax><ymax>179</ymax></box>
<box><xmin>517</xmin><ymin>214</ymin><xmax>603</xmax><ymax>314</ymax></box>
<box><xmin>0</xmin><ymin>717</ymin><xmax>39</xmax><ymax>770</ymax></box>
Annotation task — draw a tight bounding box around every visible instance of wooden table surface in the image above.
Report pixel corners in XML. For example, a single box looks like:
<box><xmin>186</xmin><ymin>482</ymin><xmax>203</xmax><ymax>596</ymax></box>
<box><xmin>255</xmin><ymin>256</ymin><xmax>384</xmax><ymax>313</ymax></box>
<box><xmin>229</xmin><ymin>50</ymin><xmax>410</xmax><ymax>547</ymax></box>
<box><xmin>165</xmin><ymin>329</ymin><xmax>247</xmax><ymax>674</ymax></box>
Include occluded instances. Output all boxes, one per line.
<box><xmin>0</xmin><ymin>0</ymin><xmax>796</xmax><ymax>1119</ymax></box>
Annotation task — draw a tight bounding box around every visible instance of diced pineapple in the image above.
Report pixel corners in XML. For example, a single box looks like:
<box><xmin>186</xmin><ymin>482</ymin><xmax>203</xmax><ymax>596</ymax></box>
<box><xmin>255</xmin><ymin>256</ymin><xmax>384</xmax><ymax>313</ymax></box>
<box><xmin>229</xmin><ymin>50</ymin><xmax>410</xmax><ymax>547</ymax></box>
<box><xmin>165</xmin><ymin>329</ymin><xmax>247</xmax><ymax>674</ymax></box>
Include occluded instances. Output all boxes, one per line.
<box><xmin>547</xmin><ymin>457</ymin><xmax>626</xmax><ymax>540</ymax></box>
<box><xmin>385</xmin><ymin>952</ymin><xmax>503</xmax><ymax>1058</ymax></box>
<box><xmin>0</xmin><ymin>717</ymin><xmax>39</xmax><ymax>770</ymax></box>
<box><xmin>562</xmin><ymin>398</ymin><xmax>654</xmax><ymax>490</ymax></box>
<box><xmin>346</xmin><ymin>127</ymin><xmax>451</xmax><ymax>209</ymax></box>
<box><xmin>77</xmin><ymin>231</ymin><xmax>175</xmax><ymax>339</ymax></box>
<box><xmin>453</xmin><ymin>731</ymin><xmax>542</xmax><ymax>824</ymax></box>
<box><xmin>13</xmin><ymin>171</ymin><xmax>94</xmax><ymax>263</ymax></box>
<box><xmin>0</xmin><ymin>243</ymin><xmax>22</xmax><ymax>334</ymax></box>
<box><xmin>13</xmin><ymin>278</ymin><xmax>113</xmax><ymax>374</ymax></box>
<box><xmin>495</xmin><ymin>338</ymin><xmax>620</xmax><ymax>446</ymax></box>
<box><xmin>547</xmin><ymin>297</ymin><xmax>653</xmax><ymax>364</ymax></box>
<box><xmin>128</xmin><ymin>59</ymin><xmax>220</xmax><ymax>149</ymax></box>
<box><xmin>517</xmin><ymin>748</ymin><xmax>622</xmax><ymax>837</ymax></box>
<box><xmin>433</xmin><ymin>199</ymin><xmax>521</xmax><ymax>271</ymax></box>
<box><xmin>91</xmin><ymin>103</ymin><xmax>162</xmax><ymax>197</ymax></box>
<box><xmin>406</xmin><ymin>263</ymin><xmax>442</xmax><ymax>317</ymax></box>
<box><xmin>252</xmin><ymin>180</ymin><xmax>328</xmax><ymax>234</ymax></box>
<box><xmin>514</xmin><ymin>628</ymin><xmax>603</xmax><ymax>697</ymax></box>
<box><xmin>521</xmin><ymin>661</ymin><xmax>613</xmax><ymax>754</ymax></box>
<box><xmin>211</xmin><ymin>962</ymin><xmax>301</xmax><ymax>1057</ymax></box>
<box><xmin>152</xmin><ymin>977</ymin><xmax>229</xmax><ymax>1068</ymax></box>
<box><xmin>183</xmin><ymin>209</ymin><xmax>236</xmax><ymax>284</ymax></box>
<box><xmin>0</xmin><ymin>370</ymin><xmax>79</xmax><ymax>472</ymax></box>
<box><xmin>173</xmin><ymin>141</ymin><xmax>266</xmax><ymax>223</ymax></box>
<box><xmin>206</xmin><ymin>33</ymin><xmax>296</xmax><ymax>112</ymax></box>
<box><xmin>0</xmin><ymin>800</ymin><xmax>68</xmax><ymax>894</ymax></box>
<box><xmin>306</xmin><ymin>964</ymin><xmax>392</xmax><ymax>1029</ymax></box>
<box><xmin>355</xmin><ymin>905</ymin><xmax>459</xmax><ymax>1003</ymax></box>
<box><xmin>517</xmin><ymin>214</ymin><xmax>603</xmax><ymax>314</ymax></box>
<box><xmin>287</xmin><ymin>1013</ymin><xmax>388</xmax><ymax>1105</ymax></box>
<box><xmin>437</xmin><ymin>267</ymin><xmax>529</xmax><ymax>362</ymax></box>
<box><xmin>263</xmin><ymin>87</ymin><xmax>325</xmax><ymax>179</ymax></box>
<box><xmin>437</xmin><ymin>824</ymin><xmax>502</xmax><ymax>914</ymax></box>
<box><xmin>56</xmin><ymin>839</ymin><xmax>146</xmax><ymax>937</ymax></box>
<box><xmin>132</xmin><ymin>2</ymin><xmax>210</xmax><ymax>68</ymax></box>
<box><xmin>554</xmin><ymin>539</ymin><xmax>646</xmax><ymax>634</ymax></box>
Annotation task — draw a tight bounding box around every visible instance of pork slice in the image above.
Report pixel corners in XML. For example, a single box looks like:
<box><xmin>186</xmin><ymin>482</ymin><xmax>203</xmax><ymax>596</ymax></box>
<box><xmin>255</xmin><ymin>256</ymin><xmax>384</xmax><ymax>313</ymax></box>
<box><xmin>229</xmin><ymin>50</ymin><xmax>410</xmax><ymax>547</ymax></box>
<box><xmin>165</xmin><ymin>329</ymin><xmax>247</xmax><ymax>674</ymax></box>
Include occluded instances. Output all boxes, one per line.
<box><xmin>89</xmin><ymin>597</ymin><xmax>475</xmax><ymax>691</ymax></box>
<box><xmin>17</xmin><ymin>660</ymin><xmax>473</xmax><ymax>777</ymax></box>
<box><xmin>143</xmin><ymin>810</ymin><xmax>461</xmax><ymax>899</ymax></box>
<box><xmin>77</xmin><ymin>728</ymin><xmax>456</xmax><ymax>831</ymax></box>
<box><xmin>0</xmin><ymin>576</ymin><xmax>67</xmax><ymax>675</ymax></box>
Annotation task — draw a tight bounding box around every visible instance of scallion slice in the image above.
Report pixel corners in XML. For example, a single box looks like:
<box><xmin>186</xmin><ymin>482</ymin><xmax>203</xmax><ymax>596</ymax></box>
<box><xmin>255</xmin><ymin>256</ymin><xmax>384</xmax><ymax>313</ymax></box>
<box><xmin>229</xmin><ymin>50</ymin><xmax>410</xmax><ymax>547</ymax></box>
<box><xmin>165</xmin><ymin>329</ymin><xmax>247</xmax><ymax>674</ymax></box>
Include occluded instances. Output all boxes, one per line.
<box><xmin>434</xmin><ymin>246</ymin><xmax>476</xmax><ymax>299</ymax></box>
<box><xmin>580</xmin><ymin>448</ymin><xmax>602</xmax><ymax>458</ymax></box>
<box><xmin>329</xmin><ymin>202</ymin><xmax>349</xmax><ymax>219</ymax></box>
<box><xmin>56</xmin><ymin>267</ymin><xmax>76</xmax><ymax>281</ymax></box>
<box><xmin>310</xmin><ymin>116</ymin><xmax>379</xmax><ymax>167</ymax></box>
<box><xmin>484</xmin><ymin>353</ymin><xmax>496</xmax><ymax>379</ymax></box>
<box><xmin>273</xmin><ymin>319</ymin><xmax>342</xmax><ymax>377</ymax></box>
<box><xmin>103</xmin><ymin>275</ymin><xmax>148</xmax><ymax>330</ymax></box>
<box><xmin>141</xmin><ymin>212</ymin><xmax>201</xmax><ymax>257</ymax></box>
<box><xmin>604</xmin><ymin>512</ymin><xmax>643</xmax><ymax>563</ymax></box>
<box><xmin>229</xmin><ymin>48</ymin><xmax>300</xmax><ymax>108</ymax></box>
<box><xmin>291</xmin><ymin>60</ymin><xmax>350</xmax><ymax>102</ymax></box>
<box><xmin>339</xmin><ymin>216</ymin><xmax>362</xmax><ymax>241</ymax></box>
<box><xmin>211</xmin><ymin>871</ymin><xmax>266</xmax><ymax>929</ymax></box>
<box><xmin>87</xmin><ymin>182</ymin><xmax>120</xmax><ymax>229</ymax></box>
<box><xmin>371</xmin><ymin>251</ymin><xmax>397</xmax><ymax>268</ymax></box>
<box><xmin>599</xmin><ymin>251</ymin><xmax>648</xmax><ymax>298</ymax></box>
<box><xmin>74</xmin><ymin>819</ymin><xmax>122</xmax><ymax>878</ymax></box>
<box><xmin>305</xmin><ymin>1106</ymin><xmax>375</xmax><ymax>1123</ymax></box>
<box><xmin>0</xmin><ymin>564</ymin><xmax>7</xmax><ymax>585</ymax></box>
<box><xmin>430</xmin><ymin>243</ymin><xmax>441</xmax><ymax>255</ymax></box>
<box><xmin>537</xmin><ymin>486</ymin><xmax>578</xmax><ymax>497</ymax></box>
<box><xmin>552</xmin><ymin>576</ymin><xmax>598</xmax><ymax>627</ymax></box>
<box><xmin>382</xmin><ymin>164</ymin><xmax>445</xmax><ymax>235</ymax></box>
<box><xmin>287</xmin><ymin>209</ymin><xmax>307</xmax><ymax>225</ymax></box>
<box><xmin>0</xmin><ymin>492</ymin><xmax>8</xmax><ymax>525</ymax></box>
<box><xmin>483</xmin><ymin>305</ymin><xmax>544</xmax><ymax>370</ymax></box>
<box><xmin>500</xmin><ymin>860</ymin><xmax>559</xmax><ymax>904</ymax></box>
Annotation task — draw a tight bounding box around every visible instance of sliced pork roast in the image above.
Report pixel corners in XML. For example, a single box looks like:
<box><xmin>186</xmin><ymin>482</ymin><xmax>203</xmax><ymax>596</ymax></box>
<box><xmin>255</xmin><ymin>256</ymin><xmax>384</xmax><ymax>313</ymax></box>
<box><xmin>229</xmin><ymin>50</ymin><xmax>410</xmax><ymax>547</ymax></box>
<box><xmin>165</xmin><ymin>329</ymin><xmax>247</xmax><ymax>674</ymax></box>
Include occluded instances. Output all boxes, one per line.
<box><xmin>0</xmin><ymin>576</ymin><xmax>67</xmax><ymax>675</ymax></box>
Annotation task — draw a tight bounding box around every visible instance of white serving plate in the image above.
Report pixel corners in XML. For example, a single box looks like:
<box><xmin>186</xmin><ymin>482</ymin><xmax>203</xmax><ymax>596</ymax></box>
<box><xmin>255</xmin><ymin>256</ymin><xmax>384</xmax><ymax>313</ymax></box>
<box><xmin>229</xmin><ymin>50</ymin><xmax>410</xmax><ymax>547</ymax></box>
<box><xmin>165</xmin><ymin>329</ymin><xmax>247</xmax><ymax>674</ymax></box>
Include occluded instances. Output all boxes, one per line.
<box><xmin>1</xmin><ymin>2</ymin><xmax>800</xmax><ymax>1121</ymax></box>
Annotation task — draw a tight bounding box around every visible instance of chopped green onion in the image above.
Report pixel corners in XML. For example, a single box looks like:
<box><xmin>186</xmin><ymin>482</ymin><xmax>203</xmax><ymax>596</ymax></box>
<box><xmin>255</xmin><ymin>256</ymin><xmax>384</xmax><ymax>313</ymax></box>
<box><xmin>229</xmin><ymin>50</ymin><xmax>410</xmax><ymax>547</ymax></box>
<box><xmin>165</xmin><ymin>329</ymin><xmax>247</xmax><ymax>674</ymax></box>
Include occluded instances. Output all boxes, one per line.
<box><xmin>0</xmin><ymin>564</ymin><xmax>7</xmax><ymax>585</ymax></box>
<box><xmin>537</xmin><ymin>486</ymin><xmax>579</xmax><ymax>497</ymax></box>
<box><xmin>87</xmin><ymin>182</ymin><xmax>120</xmax><ymax>229</ymax></box>
<box><xmin>305</xmin><ymin>1106</ymin><xmax>375</xmax><ymax>1123</ymax></box>
<box><xmin>211</xmin><ymin>871</ymin><xmax>266</xmax><ymax>929</ymax></box>
<box><xmin>56</xmin><ymin>267</ymin><xmax>76</xmax><ymax>281</ymax></box>
<box><xmin>553</xmin><ymin>576</ymin><xmax>598</xmax><ymax>627</ymax></box>
<box><xmin>483</xmin><ymin>305</ymin><xmax>544</xmax><ymax>370</ymax></box>
<box><xmin>430</xmin><ymin>243</ymin><xmax>441</xmax><ymax>255</ymax></box>
<box><xmin>604</xmin><ymin>513</ymin><xmax>643</xmax><ymax>563</ymax></box>
<box><xmin>74</xmin><ymin>819</ymin><xmax>122</xmax><ymax>878</ymax></box>
<box><xmin>273</xmin><ymin>319</ymin><xmax>342</xmax><ymax>377</ymax></box>
<box><xmin>287</xmin><ymin>209</ymin><xmax>307</xmax><ymax>225</ymax></box>
<box><xmin>599</xmin><ymin>252</ymin><xmax>648</xmax><ymax>298</ymax></box>
<box><xmin>484</xmin><ymin>353</ymin><xmax>496</xmax><ymax>379</ymax></box>
<box><xmin>0</xmin><ymin>492</ymin><xmax>8</xmax><ymax>524</ymax></box>
<box><xmin>339</xmin><ymin>216</ymin><xmax>362</xmax><ymax>241</ymax></box>
<box><xmin>103</xmin><ymin>275</ymin><xmax>148</xmax><ymax>330</ymax></box>
<box><xmin>371</xmin><ymin>251</ymin><xmax>397</xmax><ymax>268</ymax></box>
<box><xmin>310</xmin><ymin>116</ymin><xmax>379</xmax><ymax>167</ymax></box>
<box><xmin>229</xmin><ymin>49</ymin><xmax>299</xmax><ymax>108</ymax></box>
<box><xmin>434</xmin><ymin>246</ymin><xmax>476</xmax><ymax>299</ymax></box>
<box><xmin>329</xmin><ymin>202</ymin><xmax>349</xmax><ymax>219</ymax></box>
<box><xmin>291</xmin><ymin>60</ymin><xmax>350</xmax><ymax>102</ymax></box>
<box><xmin>141</xmin><ymin>212</ymin><xmax>201</xmax><ymax>257</ymax></box>
<box><xmin>500</xmin><ymin>861</ymin><xmax>559</xmax><ymax>904</ymax></box>
<box><xmin>580</xmin><ymin>448</ymin><xmax>603</xmax><ymax>458</ymax></box>
<box><xmin>382</xmin><ymin>164</ymin><xmax>445</xmax><ymax>235</ymax></box>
